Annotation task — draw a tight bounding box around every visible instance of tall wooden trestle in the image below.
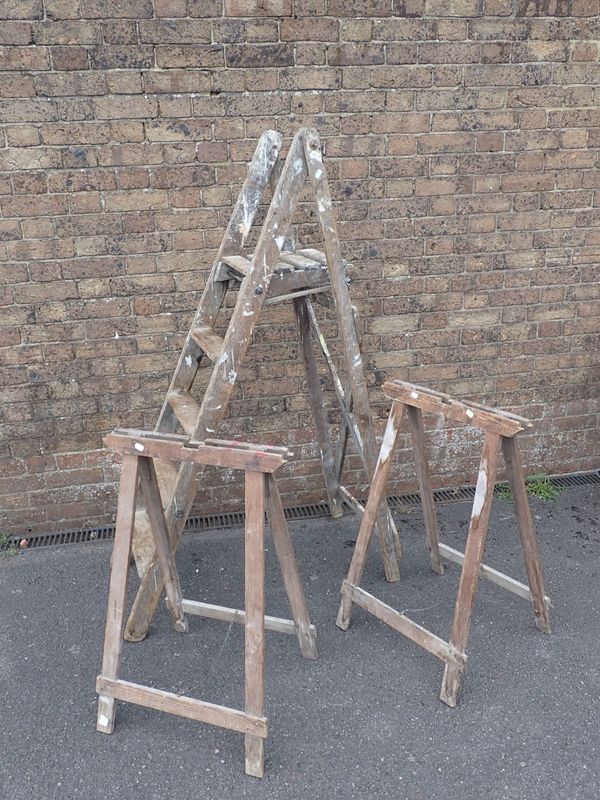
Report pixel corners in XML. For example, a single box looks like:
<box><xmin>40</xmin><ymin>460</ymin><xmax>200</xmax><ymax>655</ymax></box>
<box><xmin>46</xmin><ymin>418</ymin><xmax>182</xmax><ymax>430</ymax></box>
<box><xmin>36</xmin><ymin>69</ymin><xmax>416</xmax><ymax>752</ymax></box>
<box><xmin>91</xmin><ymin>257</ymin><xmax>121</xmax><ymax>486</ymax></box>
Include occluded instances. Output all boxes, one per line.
<box><xmin>337</xmin><ymin>380</ymin><xmax>552</xmax><ymax>707</ymax></box>
<box><xmin>126</xmin><ymin>126</ymin><xmax>401</xmax><ymax>644</ymax></box>
<box><xmin>97</xmin><ymin>428</ymin><xmax>317</xmax><ymax>778</ymax></box>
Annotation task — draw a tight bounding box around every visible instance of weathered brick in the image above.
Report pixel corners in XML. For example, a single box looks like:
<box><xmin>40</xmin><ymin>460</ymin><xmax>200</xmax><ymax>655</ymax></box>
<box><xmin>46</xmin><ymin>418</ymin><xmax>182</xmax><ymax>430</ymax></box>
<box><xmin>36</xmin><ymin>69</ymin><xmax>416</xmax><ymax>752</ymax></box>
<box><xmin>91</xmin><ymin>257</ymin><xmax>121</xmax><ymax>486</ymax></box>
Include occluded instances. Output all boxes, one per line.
<box><xmin>93</xmin><ymin>94</ymin><xmax>158</xmax><ymax>120</ymax></box>
<box><xmin>34</xmin><ymin>71</ymin><xmax>107</xmax><ymax>96</ymax></box>
<box><xmin>224</xmin><ymin>0</ymin><xmax>292</xmax><ymax>14</ymax></box>
<box><xmin>90</xmin><ymin>45</ymin><xmax>155</xmax><ymax>70</ymax></box>
<box><xmin>139</xmin><ymin>19</ymin><xmax>211</xmax><ymax>44</ymax></box>
<box><xmin>0</xmin><ymin>44</ymin><xmax>49</xmax><ymax>70</ymax></box>
<box><xmin>156</xmin><ymin>44</ymin><xmax>224</xmax><ymax>68</ymax></box>
<box><xmin>0</xmin><ymin>0</ymin><xmax>42</xmax><ymax>18</ymax></box>
<box><xmin>226</xmin><ymin>43</ymin><xmax>293</xmax><ymax>68</ymax></box>
<box><xmin>32</xmin><ymin>20</ymin><xmax>101</xmax><ymax>45</ymax></box>
<box><xmin>80</xmin><ymin>0</ymin><xmax>153</xmax><ymax>17</ymax></box>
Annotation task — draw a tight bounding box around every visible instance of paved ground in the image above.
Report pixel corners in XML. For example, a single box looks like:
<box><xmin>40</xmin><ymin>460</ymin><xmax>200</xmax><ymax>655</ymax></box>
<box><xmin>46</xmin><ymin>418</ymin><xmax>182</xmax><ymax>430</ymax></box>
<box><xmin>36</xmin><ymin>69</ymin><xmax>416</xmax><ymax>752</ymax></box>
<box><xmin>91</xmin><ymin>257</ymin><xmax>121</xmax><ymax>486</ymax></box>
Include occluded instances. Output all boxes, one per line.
<box><xmin>1</xmin><ymin>483</ymin><xmax>599</xmax><ymax>800</ymax></box>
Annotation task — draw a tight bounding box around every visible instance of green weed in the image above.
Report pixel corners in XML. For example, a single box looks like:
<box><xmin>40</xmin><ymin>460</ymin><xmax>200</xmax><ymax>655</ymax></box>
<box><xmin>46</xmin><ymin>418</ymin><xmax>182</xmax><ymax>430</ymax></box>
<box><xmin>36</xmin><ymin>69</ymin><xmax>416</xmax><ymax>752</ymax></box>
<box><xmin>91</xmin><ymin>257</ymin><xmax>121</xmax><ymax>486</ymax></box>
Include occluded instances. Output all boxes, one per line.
<box><xmin>525</xmin><ymin>473</ymin><xmax>563</xmax><ymax>501</ymax></box>
<box><xmin>494</xmin><ymin>474</ymin><xmax>562</xmax><ymax>503</ymax></box>
<box><xmin>0</xmin><ymin>532</ymin><xmax>19</xmax><ymax>557</ymax></box>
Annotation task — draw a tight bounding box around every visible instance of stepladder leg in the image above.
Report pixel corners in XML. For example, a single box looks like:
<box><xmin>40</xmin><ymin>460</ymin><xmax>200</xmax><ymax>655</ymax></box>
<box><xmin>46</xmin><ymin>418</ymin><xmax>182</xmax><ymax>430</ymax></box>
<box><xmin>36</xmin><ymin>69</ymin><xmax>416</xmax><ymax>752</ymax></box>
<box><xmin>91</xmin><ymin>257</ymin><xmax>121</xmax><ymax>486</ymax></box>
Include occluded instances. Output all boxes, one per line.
<box><xmin>336</xmin><ymin>401</ymin><xmax>406</xmax><ymax>631</ymax></box>
<box><xmin>501</xmin><ymin>436</ymin><xmax>551</xmax><ymax>634</ymax></box>
<box><xmin>440</xmin><ymin>432</ymin><xmax>501</xmax><ymax>708</ymax></box>
<box><xmin>266</xmin><ymin>474</ymin><xmax>318</xmax><ymax>660</ymax></box>
<box><xmin>138</xmin><ymin>457</ymin><xmax>188</xmax><ymax>635</ymax></box>
<box><xmin>303</xmin><ymin>130</ymin><xmax>401</xmax><ymax>582</ymax></box>
<box><xmin>293</xmin><ymin>296</ymin><xmax>344</xmax><ymax>519</ymax></box>
<box><xmin>406</xmin><ymin>405</ymin><xmax>444</xmax><ymax>575</ymax></box>
<box><xmin>244</xmin><ymin>471</ymin><xmax>266</xmax><ymax>778</ymax></box>
<box><xmin>97</xmin><ymin>454</ymin><xmax>141</xmax><ymax>734</ymax></box>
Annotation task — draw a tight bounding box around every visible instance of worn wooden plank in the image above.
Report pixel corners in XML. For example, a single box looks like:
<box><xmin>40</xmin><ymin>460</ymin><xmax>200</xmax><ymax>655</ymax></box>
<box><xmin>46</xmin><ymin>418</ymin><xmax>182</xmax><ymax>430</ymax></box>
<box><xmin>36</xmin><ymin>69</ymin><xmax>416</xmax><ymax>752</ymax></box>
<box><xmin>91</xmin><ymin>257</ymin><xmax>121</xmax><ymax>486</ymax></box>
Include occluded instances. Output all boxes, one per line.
<box><xmin>336</xmin><ymin>401</ymin><xmax>406</xmax><ymax>631</ymax></box>
<box><xmin>305</xmin><ymin>300</ymin><xmax>365</xmax><ymax>472</ymax></box>
<box><xmin>266</xmin><ymin>266</ymin><xmax>330</xmax><ymax>299</ymax></box>
<box><xmin>138</xmin><ymin>457</ymin><xmax>187</xmax><ymax>634</ymax></box>
<box><xmin>501</xmin><ymin>436</ymin><xmax>552</xmax><ymax>633</ymax></box>
<box><xmin>304</xmin><ymin>128</ymin><xmax>401</xmax><ymax>581</ymax></box>
<box><xmin>345</xmin><ymin>583</ymin><xmax>465</xmax><ymax>671</ymax></box>
<box><xmin>438</xmin><ymin>542</ymin><xmax>553</xmax><ymax>607</ymax></box>
<box><xmin>266</xmin><ymin>474</ymin><xmax>318</xmax><ymax>660</ymax></box>
<box><xmin>220</xmin><ymin>254</ymin><xmax>252</xmax><ymax>277</ymax></box>
<box><xmin>190</xmin><ymin>326</ymin><xmax>225</xmax><ymax>362</ymax></box>
<box><xmin>166</xmin><ymin>390</ymin><xmax>201</xmax><ymax>436</ymax></box>
<box><xmin>440</xmin><ymin>431</ymin><xmax>501</xmax><ymax>708</ymax></box>
<box><xmin>278</xmin><ymin>251</ymin><xmax>321</xmax><ymax>270</ymax></box>
<box><xmin>181</xmin><ymin>598</ymin><xmax>317</xmax><ymax>638</ymax></box>
<box><xmin>132</xmin><ymin>457</ymin><xmax>178</xmax><ymax>577</ymax></box>
<box><xmin>384</xmin><ymin>380</ymin><xmax>526</xmax><ymax>438</ymax></box>
<box><xmin>104</xmin><ymin>430</ymin><xmax>288</xmax><ymax>473</ymax></box>
<box><xmin>202</xmin><ymin>437</ymin><xmax>292</xmax><ymax>458</ymax></box>
<box><xmin>96</xmin><ymin>677</ymin><xmax>267</xmax><ymax>738</ymax></box>
<box><xmin>266</xmin><ymin>285</ymin><xmax>331</xmax><ymax>306</ymax></box>
<box><xmin>406</xmin><ymin>405</ymin><xmax>444</xmax><ymax>575</ymax></box>
<box><xmin>97</xmin><ymin>453</ymin><xmax>140</xmax><ymax>734</ymax></box>
<box><xmin>293</xmin><ymin>296</ymin><xmax>343</xmax><ymax>519</ymax></box>
<box><xmin>244</xmin><ymin>470</ymin><xmax>266</xmax><ymax>778</ymax></box>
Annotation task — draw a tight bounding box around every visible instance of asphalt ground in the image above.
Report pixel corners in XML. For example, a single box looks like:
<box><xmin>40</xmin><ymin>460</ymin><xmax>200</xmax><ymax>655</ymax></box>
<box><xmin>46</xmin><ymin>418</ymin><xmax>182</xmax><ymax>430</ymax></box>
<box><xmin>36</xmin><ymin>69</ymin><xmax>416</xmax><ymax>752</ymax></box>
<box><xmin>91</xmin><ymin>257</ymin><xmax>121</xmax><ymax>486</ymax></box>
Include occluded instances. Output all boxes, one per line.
<box><xmin>1</xmin><ymin>483</ymin><xmax>599</xmax><ymax>800</ymax></box>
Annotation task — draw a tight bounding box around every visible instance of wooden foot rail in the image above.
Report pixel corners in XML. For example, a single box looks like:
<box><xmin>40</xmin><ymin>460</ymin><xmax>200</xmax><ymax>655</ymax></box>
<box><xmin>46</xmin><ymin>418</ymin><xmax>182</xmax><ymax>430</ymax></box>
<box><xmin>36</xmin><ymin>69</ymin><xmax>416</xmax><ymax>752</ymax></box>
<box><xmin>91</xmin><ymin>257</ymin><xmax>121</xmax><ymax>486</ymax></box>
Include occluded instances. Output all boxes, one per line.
<box><xmin>97</xmin><ymin>428</ymin><xmax>317</xmax><ymax>779</ymax></box>
<box><xmin>337</xmin><ymin>380</ymin><xmax>552</xmax><ymax>708</ymax></box>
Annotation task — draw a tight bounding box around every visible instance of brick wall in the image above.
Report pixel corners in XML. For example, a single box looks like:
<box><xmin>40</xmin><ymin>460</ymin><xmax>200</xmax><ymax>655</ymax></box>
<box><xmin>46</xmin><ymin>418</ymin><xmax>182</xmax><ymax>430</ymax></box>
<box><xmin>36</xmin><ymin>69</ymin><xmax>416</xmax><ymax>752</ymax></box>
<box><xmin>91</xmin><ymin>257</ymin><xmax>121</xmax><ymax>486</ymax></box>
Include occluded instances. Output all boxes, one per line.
<box><xmin>1</xmin><ymin>0</ymin><xmax>599</xmax><ymax>537</ymax></box>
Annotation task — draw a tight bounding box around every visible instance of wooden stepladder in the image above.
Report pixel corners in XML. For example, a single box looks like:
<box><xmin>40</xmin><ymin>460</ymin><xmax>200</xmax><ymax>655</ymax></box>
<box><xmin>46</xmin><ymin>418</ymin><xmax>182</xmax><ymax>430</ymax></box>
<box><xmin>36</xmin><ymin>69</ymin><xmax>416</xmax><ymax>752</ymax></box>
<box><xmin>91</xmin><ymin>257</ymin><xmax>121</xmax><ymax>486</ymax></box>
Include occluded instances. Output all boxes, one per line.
<box><xmin>97</xmin><ymin>428</ymin><xmax>317</xmax><ymax>778</ymax></box>
<box><xmin>126</xmin><ymin>126</ymin><xmax>401</xmax><ymax>643</ymax></box>
<box><xmin>337</xmin><ymin>380</ymin><xmax>552</xmax><ymax>707</ymax></box>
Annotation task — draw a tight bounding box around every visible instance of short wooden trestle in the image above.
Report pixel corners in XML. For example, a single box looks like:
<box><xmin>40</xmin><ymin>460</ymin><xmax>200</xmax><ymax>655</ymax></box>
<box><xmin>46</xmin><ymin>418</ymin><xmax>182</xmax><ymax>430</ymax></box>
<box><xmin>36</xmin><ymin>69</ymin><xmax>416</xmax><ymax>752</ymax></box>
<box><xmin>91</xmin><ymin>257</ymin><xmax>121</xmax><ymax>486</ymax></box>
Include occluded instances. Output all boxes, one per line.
<box><xmin>337</xmin><ymin>380</ymin><xmax>552</xmax><ymax>707</ymax></box>
<box><xmin>96</xmin><ymin>428</ymin><xmax>317</xmax><ymax>778</ymax></box>
<box><xmin>126</xmin><ymin>126</ymin><xmax>401</xmax><ymax>645</ymax></box>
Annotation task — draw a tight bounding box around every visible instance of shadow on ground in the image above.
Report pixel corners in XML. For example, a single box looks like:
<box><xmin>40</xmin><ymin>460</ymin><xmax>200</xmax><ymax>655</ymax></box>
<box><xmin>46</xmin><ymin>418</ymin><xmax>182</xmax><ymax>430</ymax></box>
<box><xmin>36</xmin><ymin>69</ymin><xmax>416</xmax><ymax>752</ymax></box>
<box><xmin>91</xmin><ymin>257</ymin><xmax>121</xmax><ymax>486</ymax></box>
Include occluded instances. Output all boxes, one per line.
<box><xmin>1</xmin><ymin>484</ymin><xmax>599</xmax><ymax>800</ymax></box>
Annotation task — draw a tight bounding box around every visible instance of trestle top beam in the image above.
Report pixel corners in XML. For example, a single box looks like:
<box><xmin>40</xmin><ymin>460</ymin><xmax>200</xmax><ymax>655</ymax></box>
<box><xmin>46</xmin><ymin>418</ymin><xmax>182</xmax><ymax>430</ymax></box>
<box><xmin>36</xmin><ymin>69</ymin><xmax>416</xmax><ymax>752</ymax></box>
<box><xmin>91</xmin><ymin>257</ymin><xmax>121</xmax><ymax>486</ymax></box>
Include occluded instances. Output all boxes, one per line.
<box><xmin>383</xmin><ymin>380</ymin><xmax>532</xmax><ymax>438</ymax></box>
<box><xmin>104</xmin><ymin>428</ymin><xmax>291</xmax><ymax>473</ymax></box>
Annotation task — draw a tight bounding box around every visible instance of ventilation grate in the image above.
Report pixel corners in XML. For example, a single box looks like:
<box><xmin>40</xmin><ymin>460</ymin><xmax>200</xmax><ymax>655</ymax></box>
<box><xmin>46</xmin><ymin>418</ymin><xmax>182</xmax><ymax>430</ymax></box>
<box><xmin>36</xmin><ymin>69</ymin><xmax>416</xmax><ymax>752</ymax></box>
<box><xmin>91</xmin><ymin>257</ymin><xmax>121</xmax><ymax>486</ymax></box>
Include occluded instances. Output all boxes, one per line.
<box><xmin>3</xmin><ymin>468</ymin><xmax>599</xmax><ymax>552</ymax></box>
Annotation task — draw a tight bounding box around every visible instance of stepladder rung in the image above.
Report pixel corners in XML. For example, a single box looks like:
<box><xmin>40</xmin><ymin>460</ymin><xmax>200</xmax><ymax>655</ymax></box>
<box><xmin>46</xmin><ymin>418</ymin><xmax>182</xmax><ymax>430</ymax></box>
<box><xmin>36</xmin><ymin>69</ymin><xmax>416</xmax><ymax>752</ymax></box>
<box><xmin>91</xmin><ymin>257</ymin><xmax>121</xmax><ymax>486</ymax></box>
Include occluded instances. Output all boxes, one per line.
<box><xmin>278</xmin><ymin>251</ymin><xmax>323</xmax><ymax>270</ymax></box>
<box><xmin>297</xmin><ymin>248</ymin><xmax>328</xmax><ymax>265</ymax></box>
<box><xmin>167</xmin><ymin>389</ymin><xmax>201</xmax><ymax>436</ymax></box>
<box><xmin>220</xmin><ymin>254</ymin><xmax>252</xmax><ymax>279</ymax></box>
<box><xmin>190</xmin><ymin>326</ymin><xmax>224</xmax><ymax>362</ymax></box>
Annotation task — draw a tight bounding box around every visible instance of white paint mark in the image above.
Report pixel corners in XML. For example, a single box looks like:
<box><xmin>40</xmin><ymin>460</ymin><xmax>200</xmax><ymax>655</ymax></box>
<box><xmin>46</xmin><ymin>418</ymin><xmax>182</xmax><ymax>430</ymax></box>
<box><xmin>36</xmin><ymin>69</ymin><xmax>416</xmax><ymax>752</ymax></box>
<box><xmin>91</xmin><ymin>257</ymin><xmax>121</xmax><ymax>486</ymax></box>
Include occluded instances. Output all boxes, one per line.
<box><xmin>353</xmin><ymin>354</ymin><xmax>362</xmax><ymax>367</ymax></box>
<box><xmin>378</xmin><ymin>416</ymin><xmax>396</xmax><ymax>464</ymax></box>
<box><xmin>217</xmin><ymin>353</ymin><xmax>228</xmax><ymax>366</ymax></box>
<box><xmin>227</xmin><ymin>370</ymin><xmax>237</xmax><ymax>384</ymax></box>
<box><xmin>134</xmin><ymin>442</ymin><xmax>145</xmax><ymax>452</ymax></box>
<box><xmin>411</xmin><ymin>391</ymin><xmax>419</xmax><ymax>400</ymax></box>
<box><xmin>354</xmin><ymin>427</ymin><xmax>363</xmax><ymax>449</ymax></box>
<box><xmin>466</xmin><ymin>408</ymin><xmax>474</xmax><ymax>419</ymax></box>
<box><xmin>98</xmin><ymin>715</ymin><xmax>109</xmax><ymax>728</ymax></box>
<box><xmin>472</xmin><ymin>468</ymin><xmax>487</xmax><ymax>518</ymax></box>
<box><xmin>315</xmin><ymin>168</ymin><xmax>323</xmax><ymax>180</ymax></box>
<box><xmin>206</xmin><ymin>427</ymin><xmax>215</xmax><ymax>433</ymax></box>
<box><xmin>275</xmin><ymin>235</ymin><xmax>285</xmax><ymax>249</ymax></box>
<box><xmin>114</xmin><ymin>331</ymin><xmax>119</xmax><ymax>339</ymax></box>
<box><xmin>185</xmin><ymin>355</ymin><xmax>192</xmax><ymax>367</ymax></box>
<box><xmin>242</xmin><ymin>309</ymin><xmax>254</xmax><ymax>316</ymax></box>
